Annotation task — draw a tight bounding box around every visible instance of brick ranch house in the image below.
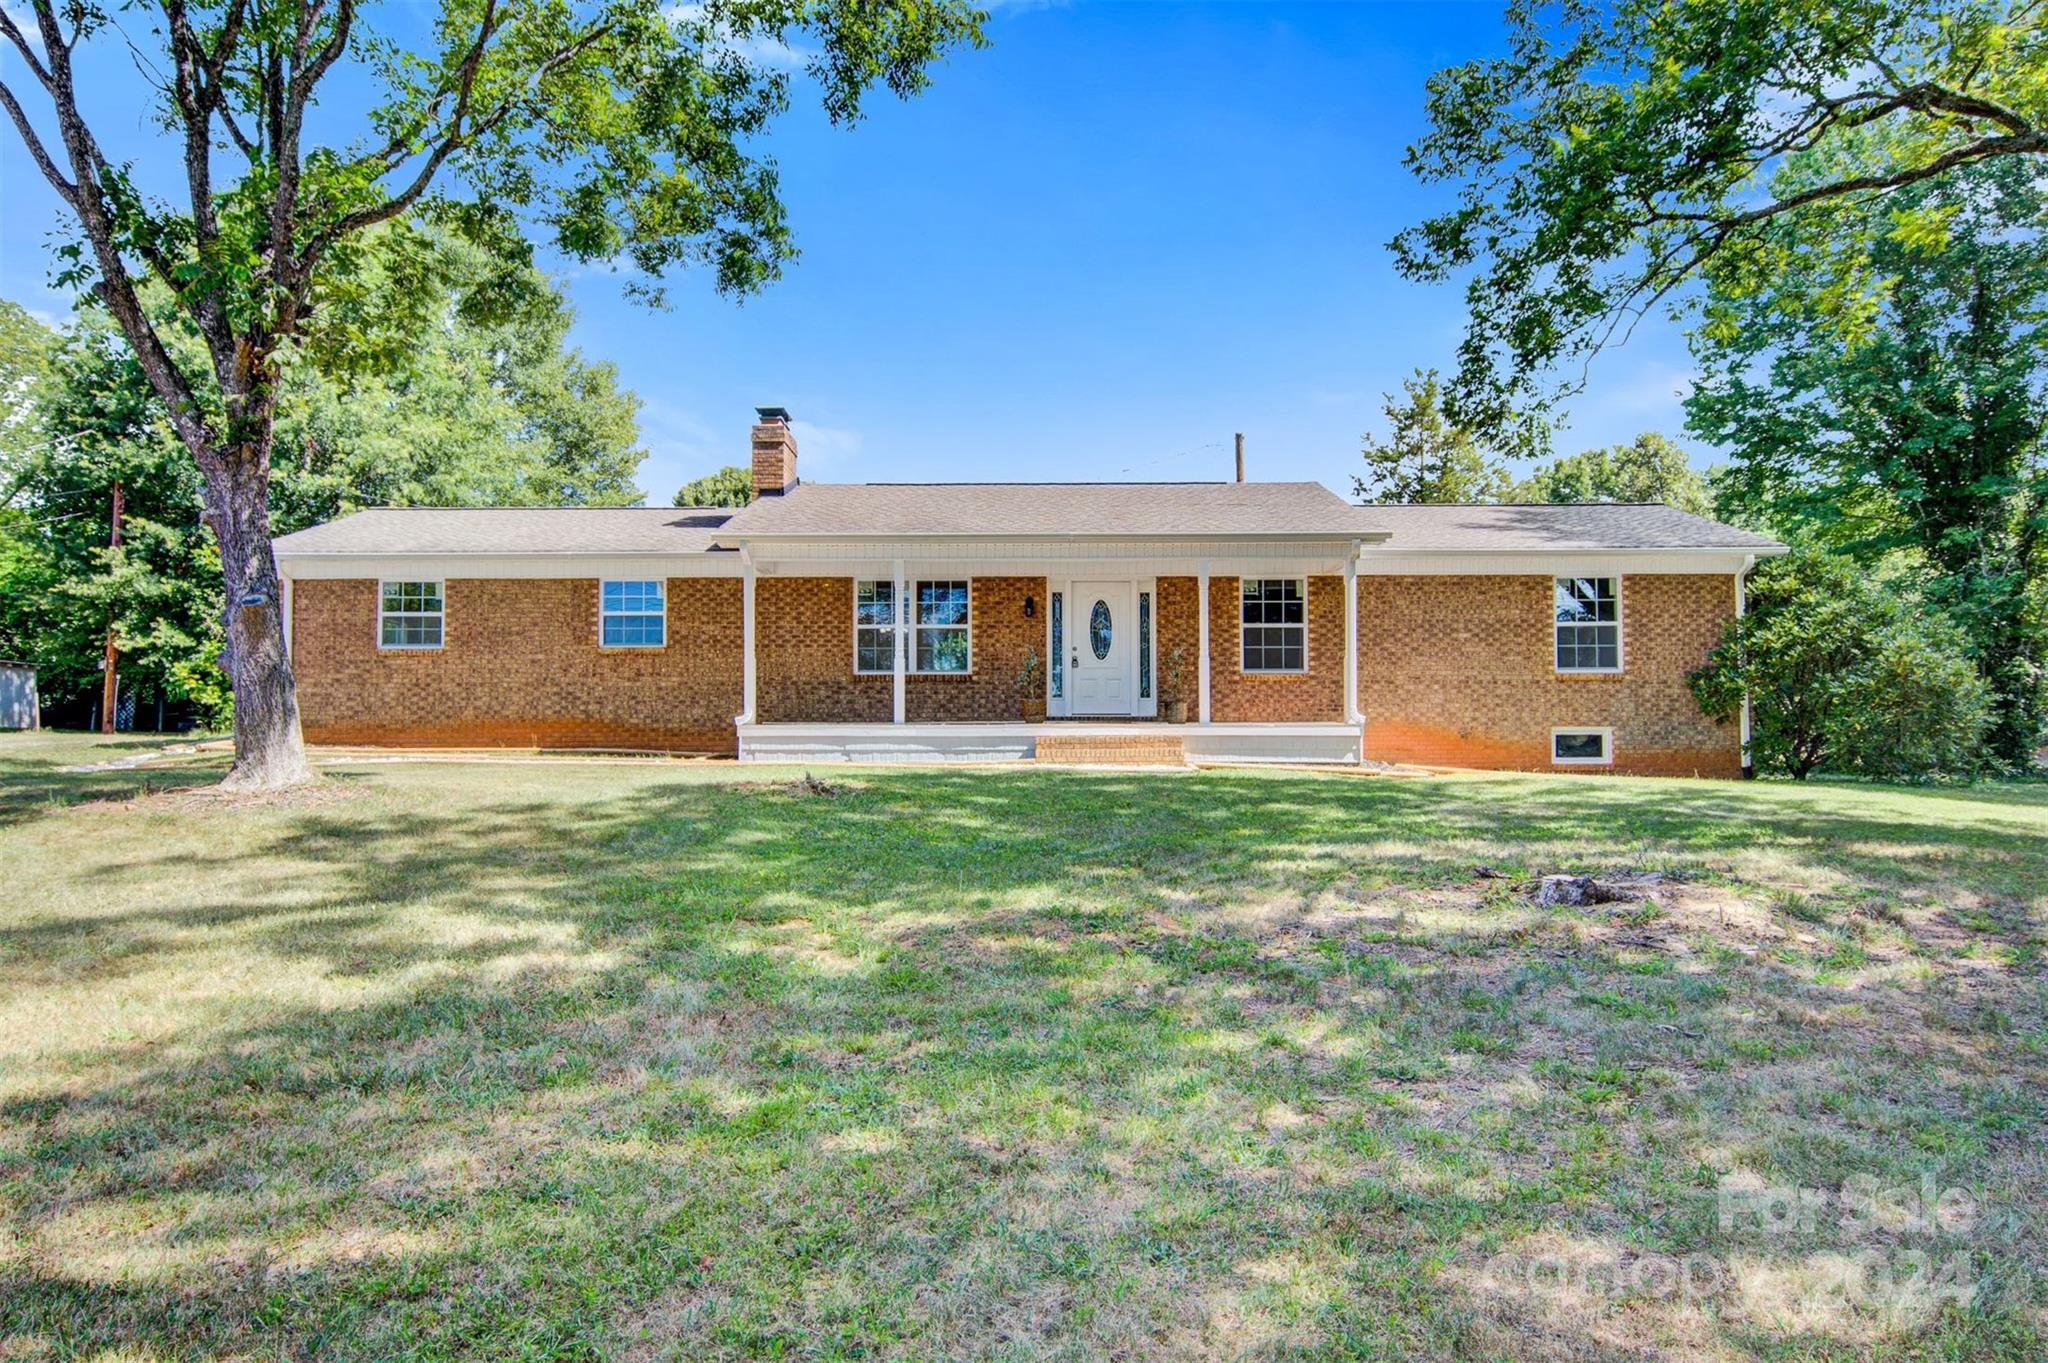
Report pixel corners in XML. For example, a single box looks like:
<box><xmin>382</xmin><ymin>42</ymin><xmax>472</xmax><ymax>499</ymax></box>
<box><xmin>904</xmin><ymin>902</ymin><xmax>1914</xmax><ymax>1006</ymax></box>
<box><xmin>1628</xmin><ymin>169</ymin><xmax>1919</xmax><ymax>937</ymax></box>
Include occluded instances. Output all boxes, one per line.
<box><xmin>273</xmin><ymin>408</ymin><xmax>1785</xmax><ymax>774</ymax></box>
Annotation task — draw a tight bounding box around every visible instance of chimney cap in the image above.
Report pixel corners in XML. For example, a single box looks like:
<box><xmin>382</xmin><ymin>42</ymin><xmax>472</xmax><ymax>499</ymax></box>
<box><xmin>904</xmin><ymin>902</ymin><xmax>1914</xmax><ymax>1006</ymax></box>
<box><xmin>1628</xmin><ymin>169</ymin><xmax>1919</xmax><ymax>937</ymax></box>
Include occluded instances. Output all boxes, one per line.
<box><xmin>755</xmin><ymin>405</ymin><xmax>792</xmax><ymax>424</ymax></box>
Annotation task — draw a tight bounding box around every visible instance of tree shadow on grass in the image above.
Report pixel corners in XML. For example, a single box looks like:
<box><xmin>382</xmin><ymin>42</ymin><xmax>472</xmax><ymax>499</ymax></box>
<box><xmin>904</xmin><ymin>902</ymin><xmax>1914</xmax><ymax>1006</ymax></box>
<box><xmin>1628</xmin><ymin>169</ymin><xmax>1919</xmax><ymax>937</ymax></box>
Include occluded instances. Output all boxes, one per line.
<box><xmin>2</xmin><ymin>764</ymin><xmax>2044</xmax><ymax>1359</ymax></box>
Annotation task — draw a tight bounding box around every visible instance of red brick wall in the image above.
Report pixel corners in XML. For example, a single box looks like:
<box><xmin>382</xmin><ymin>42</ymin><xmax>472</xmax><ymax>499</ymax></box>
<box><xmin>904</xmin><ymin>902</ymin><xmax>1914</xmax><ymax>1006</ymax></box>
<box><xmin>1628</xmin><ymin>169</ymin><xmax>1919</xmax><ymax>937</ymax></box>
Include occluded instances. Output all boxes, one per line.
<box><xmin>756</xmin><ymin>577</ymin><xmax>890</xmax><ymax>722</ymax></box>
<box><xmin>1155</xmin><ymin>577</ymin><xmax>1201</xmax><ymax>715</ymax></box>
<box><xmin>1209</xmin><ymin>575</ymin><xmax>1346</xmax><ymax>723</ymax></box>
<box><xmin>1150</xmin><ymin>575</ymin><xmax>1344</xmax><ymax>721</ymax></box>
<box><xmin>292</xmin><ymin>577</ymin><xmax>742</xmax><ymax>751</ymax></box>
<box><xmin>290</xmin><ymin>569</ymin><xmax>1743</xmax><ymax>775</ymax></box>
<box><xmin>1357</xmin><ymin>574</ymin><xmax>1741</xmax><ymax>777</ymax></box>
<box><xmin>755</xmin><ymin>575</ymin><xmax>1047</xmax><ymax>723</ymax></box>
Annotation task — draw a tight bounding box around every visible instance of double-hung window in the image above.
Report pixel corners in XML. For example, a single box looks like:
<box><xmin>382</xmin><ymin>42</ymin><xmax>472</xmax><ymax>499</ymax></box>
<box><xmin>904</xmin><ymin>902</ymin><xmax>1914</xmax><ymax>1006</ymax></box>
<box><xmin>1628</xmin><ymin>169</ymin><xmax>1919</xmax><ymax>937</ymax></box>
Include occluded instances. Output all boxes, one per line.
<box><xmin>379</xmin><ymin>580</ymin><xmax>443</xmax><ymax>649</ymax></box>
<box><xmin>600</xmin><ymin>579</ymin><xmax>666</xmax><ymax>647</ymax></box>
<box><xmin>1554</xmin><ymin>577</ymin><xmax>1620</xmax><ymax>671</ymax></box>
<box><xmin>854</xmin><ymin>580</ymin><xmax>897</xmax><ymax>674</ymax></box>
<box><xmin>914</xmin><ymin>580</ymin><xmax>971</xmax><ymax>673</ymax></box>
<box><xmin>1240</xmin><ymin>578</ymin><xmax>1306</xmax><ymax>672</ymax></box>
<box><xmin>854</xmin><ymin>580</ymin><xmax>970</xmax><ymax>673</ymax></box>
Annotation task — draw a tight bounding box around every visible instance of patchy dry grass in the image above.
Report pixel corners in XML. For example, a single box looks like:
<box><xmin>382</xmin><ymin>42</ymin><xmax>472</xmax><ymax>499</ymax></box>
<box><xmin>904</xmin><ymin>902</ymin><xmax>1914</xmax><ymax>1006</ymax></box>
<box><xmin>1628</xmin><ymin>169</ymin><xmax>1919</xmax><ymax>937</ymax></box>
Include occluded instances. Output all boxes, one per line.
<box><xmin>1</xmin><ymin>729</ymin><xmax>2044</xmax><ymax>1361</ymax></box>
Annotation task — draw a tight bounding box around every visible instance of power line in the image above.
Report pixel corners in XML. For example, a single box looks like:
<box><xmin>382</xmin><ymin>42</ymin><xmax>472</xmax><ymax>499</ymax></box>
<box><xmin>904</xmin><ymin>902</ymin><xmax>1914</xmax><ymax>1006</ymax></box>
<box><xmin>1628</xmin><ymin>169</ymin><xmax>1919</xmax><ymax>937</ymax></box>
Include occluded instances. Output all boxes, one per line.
<box><xmin>4</xmin><ymin>506</ymin><xmax>99</xmax><ymax>529</ymax></box>
<box><xmin>2</xmin><ymin>482</ymin><xmax>106</xmax><ymax>508</ymax></box>
<box><xmin>1117</xmin><ymin>439</ymin><xmax>1227</xmax><ymax>478</ymax></box>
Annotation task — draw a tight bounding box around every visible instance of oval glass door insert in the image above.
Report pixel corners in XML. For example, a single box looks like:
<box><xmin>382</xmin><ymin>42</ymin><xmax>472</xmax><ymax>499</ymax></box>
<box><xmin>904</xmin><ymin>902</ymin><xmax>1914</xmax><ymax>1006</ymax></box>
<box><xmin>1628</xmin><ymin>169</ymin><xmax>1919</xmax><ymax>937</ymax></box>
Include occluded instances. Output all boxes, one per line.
<box><xmin>1089</xmin><ymin>600</ymin><xmax>1112</xmax><ymax>659</ymax></box>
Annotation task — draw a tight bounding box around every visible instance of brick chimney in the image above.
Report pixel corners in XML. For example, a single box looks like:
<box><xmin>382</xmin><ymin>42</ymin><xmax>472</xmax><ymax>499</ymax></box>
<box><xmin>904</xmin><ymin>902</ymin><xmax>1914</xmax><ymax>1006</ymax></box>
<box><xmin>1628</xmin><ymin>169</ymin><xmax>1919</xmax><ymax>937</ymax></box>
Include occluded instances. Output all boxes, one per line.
<box><xmin>750</xmin><ymin>406</ymin><xmax>798</xmax><ymax>499</ymax></box>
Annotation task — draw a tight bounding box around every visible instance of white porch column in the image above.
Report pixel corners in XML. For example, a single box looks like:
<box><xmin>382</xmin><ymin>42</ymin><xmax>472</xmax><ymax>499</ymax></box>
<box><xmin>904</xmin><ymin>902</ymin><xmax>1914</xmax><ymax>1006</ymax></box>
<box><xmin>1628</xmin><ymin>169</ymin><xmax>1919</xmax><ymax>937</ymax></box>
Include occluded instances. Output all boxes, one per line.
<box><xmin>892</xmin><ymin>558</ymin><xmax>907</xmax><ymax>724</ymax></box>
<box><xmin>740</xmin><ymin>557</ymin><xmax>757</xmax><ymax>723</ymax></box>
<box><xmin>1736</xmin><ymin>554</ymin><xmax>1754</xmax><ymax>776</ymax></box>
<box><xmin>1343</xmin><ymin>544</ymin><xmax>1360</xmax><ymax>724</ymax></box>
<box><xmin>280</xmin><ymin>575</ymin><xmax>294</xmax><ymax>663</ymax></box>
<box><xmin>1197</xmin><ymin>563</ymin><xmax>1212</xmax><ymax>725</ymax></box>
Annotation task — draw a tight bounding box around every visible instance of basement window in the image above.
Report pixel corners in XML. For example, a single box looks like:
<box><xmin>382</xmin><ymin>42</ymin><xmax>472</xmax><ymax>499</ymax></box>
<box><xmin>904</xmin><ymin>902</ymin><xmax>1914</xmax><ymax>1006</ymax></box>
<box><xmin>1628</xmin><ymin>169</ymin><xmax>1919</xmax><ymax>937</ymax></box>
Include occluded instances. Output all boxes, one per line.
<box><xmin>1555</xmin><ymin>576</ymin><xmax>1621</xmax><ymax>671</ymax></box>
<box><xmin>378</xmin><ymin>580</ymin><xmax>443</xmax><ymax>649</ymax></box>
<box><xmin>854</xmin><ymin>580</ymin><xmax>897</xmax><ymax>674</ymax></box>
<box><xmin>1241</xmin><ymin>578</ymin><xmax>1306</xmax><ymax>673</ymax></box>
<box><xmin>1552</xmin><ymin>728</ymin><xmax>1613</xmax><ymax>765</ymax></box>
<box><xmin>600</xmin><ymin>580</ymin><xmax>666</xmax><ymax>647</ymax></box>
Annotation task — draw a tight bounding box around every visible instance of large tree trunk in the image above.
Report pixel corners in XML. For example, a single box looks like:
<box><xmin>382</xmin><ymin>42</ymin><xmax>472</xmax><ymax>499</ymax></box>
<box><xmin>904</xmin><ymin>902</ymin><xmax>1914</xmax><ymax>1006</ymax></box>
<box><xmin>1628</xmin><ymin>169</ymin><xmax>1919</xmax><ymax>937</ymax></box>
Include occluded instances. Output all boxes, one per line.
<box><xmin>203</xmin><ymin>453</ymin><xmax>315</xmax><ymax>791</ymax></box>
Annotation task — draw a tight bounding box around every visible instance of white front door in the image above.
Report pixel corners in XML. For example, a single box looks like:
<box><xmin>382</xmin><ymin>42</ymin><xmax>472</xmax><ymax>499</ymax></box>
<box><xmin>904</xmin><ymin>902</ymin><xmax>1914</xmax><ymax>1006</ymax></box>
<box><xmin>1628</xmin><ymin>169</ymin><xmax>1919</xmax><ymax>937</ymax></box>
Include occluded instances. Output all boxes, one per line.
<box><xmin>1068</xmin><ymin>581</ymin><xmax>1134</xmax><ymax>715</ymax></box>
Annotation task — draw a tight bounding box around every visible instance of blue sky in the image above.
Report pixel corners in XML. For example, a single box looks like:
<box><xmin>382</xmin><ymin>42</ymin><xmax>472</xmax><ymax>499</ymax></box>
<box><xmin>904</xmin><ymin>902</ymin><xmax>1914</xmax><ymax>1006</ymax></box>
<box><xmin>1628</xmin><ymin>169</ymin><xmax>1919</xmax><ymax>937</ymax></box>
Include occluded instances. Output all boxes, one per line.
<box><xmin>0</xmin><ymin>1</ymin><xmax>1703</xmax><ymax>502</ymax></box>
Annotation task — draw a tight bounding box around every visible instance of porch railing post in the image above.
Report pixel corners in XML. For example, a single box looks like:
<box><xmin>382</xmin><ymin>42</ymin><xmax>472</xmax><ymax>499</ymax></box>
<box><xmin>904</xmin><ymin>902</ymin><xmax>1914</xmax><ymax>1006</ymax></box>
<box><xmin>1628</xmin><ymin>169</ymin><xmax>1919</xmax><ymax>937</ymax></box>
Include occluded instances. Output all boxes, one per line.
<box><xmin>740</xmin><ymin>556</ymin><xmax>757</xmax><ymax>723</ymax></box>
<box><xmin>1197</xmin><ymin>563</ymin><xmax>1211</xmax><ymax>725</ymax></box>
<box><xmin>1343</xmin><ymin>542</ymin><xmax>1360</xmax><ymax>725</ymax></box>
<box><xmin>892</xmin><ymin>558</ymin><xmax>906</xmax><ymax>724</ymax></box>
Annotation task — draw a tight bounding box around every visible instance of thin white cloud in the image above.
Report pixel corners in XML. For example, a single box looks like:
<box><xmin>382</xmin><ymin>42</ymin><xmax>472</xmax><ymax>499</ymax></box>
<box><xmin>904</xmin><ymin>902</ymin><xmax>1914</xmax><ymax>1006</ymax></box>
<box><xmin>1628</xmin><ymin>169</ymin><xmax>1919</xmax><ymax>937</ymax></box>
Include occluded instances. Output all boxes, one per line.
<box><xmin>1</xmin><ymin>6</ymin><xmax>45</xmax><ymax>56</ymax></box>
<box><xmin>789</xmin><ymin>420</ymin><xmax>862</xmax><ymax>475</ymax></box>
<box><xmin>1556</xmin><ymin>358</ymin><xmax>1703</xmax><ymax>456</ymax></box>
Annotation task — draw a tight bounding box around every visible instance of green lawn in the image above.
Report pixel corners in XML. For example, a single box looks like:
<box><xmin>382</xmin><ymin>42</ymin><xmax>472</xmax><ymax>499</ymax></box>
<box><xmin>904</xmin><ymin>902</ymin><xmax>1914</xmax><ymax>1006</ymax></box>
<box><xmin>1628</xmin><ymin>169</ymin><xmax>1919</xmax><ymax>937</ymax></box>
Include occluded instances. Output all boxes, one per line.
<box><xmin>1</xmin><ymin>731</ymin><xmax>2043</xmax><ymax>1361</ymax></box>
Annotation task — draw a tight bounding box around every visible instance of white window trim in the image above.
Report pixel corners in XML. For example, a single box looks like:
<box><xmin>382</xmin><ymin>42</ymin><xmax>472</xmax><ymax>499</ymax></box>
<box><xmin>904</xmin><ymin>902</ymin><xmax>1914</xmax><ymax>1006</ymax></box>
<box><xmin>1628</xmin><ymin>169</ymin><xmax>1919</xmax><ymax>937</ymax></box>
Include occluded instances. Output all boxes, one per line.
<box><xmin>910</xmin><ymin>577</ymin><xmax>974</xmax><ymax>675</ymax></box>
<box><xmin>852</xmin><ymin>578</ymin><xmax>898</xmax><ymax>676</ymax></box>
<box><xmin>598</xmin><ymin>578</ymin><xmax>668</xmax><ymax>649</ymax></box>
<box><xmin>1551</xmin><ymin>727</ymin><xmax>1615</xmax><ymax>766</ymax></box>
<box><xmin>377</xmin><ymin>578</ymin><xmax>444</xmax><ymax>651</ymax></box>
<box><xmin>1239</xmin><ymin>576</ymin><xmax>1309</xmax><ymax>675</ymax></box>
<box><xmin>1554</xmin><ymin>573</ymin><xmax>1625</xmax><ymax>675</ymax></box>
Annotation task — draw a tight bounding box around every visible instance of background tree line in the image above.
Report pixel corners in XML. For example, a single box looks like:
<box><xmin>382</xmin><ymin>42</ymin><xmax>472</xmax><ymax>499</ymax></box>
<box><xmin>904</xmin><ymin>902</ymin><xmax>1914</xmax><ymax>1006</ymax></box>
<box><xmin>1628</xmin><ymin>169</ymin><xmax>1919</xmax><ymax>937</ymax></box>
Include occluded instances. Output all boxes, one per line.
<box><xmin>1368</xmin><ymin>124</ymin><xmax>2047</xmax><ymax>781</ymax></box>
<box><xmin>0</xmin><ymin>227</ymin><xmax>646</xmax><ymax>729</ymax></box>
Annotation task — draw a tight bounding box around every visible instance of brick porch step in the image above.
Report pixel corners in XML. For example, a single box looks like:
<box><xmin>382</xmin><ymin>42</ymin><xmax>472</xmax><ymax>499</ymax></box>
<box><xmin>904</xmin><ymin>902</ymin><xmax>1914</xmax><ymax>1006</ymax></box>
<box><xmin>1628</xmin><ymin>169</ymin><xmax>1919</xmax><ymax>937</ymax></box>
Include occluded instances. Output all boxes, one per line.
<box><xmin>1034</xmin><ymin>732</ymin><xmax>1188</xmax><ymax>766</ymax></box>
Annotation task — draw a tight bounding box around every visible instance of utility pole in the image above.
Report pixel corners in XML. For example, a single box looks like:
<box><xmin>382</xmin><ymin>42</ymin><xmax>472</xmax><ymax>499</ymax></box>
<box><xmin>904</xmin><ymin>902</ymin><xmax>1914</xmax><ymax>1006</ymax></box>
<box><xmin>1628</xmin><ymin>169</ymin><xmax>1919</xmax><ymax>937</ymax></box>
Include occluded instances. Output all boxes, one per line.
<box><xmin>99</xmin><ymin>480</ymin><xmax>122</xmax><ymax>734</ymax></box>
<box><xmin>1235</xmin><ymin>432</ymin><xmax>1245</xmax><ymax>483</ymax></box>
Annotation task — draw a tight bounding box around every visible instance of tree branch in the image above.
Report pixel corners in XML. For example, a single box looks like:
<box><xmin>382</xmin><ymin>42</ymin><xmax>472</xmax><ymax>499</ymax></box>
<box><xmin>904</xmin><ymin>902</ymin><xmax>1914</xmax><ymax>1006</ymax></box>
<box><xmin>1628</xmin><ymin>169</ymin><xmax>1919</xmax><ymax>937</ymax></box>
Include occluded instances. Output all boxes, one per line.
<box><xmin>27</xmin><ymin>0</ymin><xmax>214</xmax><ymax>457</ymax></box>
<box><xmin>0</xmin><ymin>77</ymin><xmax>77</xmax><ymax>204</ymax></box>
<box><xmin>306</xmin><ymin>10</ymin><xmax>611</xmax><ymax>263</ymax></box>
<box><xmin>0</xmin><ymin>8</ymin><xmax>52</xmax><ymax>89</ymax></box>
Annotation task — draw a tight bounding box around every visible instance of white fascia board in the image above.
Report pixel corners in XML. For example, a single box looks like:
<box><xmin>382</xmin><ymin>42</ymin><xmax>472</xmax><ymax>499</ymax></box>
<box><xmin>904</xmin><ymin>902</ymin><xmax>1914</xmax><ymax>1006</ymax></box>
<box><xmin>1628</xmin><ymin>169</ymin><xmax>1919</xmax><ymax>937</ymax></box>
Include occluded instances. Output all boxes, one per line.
<box><xmin>1358</xmin><ymin>547</ymin><xmax>1783</xmax><ymax>575</ymax></box>
<box><xmin>277</xmin><ymin>552</ymin><xmax>745</xmax><ymax>580</ymax></box>
<box><xmin>730</xmin><ymin>531</ymin><xmax>1390</xmax><ymax>545</ymax></box>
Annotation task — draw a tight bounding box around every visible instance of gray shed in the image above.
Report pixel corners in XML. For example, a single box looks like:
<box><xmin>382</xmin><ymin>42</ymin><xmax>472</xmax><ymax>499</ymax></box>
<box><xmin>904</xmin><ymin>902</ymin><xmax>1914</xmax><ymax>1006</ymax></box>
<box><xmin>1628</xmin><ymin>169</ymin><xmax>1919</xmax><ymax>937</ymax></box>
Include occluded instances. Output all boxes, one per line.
<box><xmin>0</xmin><ymin>661</ymin><xmax>39</xmax><ymax>730</ymax></box>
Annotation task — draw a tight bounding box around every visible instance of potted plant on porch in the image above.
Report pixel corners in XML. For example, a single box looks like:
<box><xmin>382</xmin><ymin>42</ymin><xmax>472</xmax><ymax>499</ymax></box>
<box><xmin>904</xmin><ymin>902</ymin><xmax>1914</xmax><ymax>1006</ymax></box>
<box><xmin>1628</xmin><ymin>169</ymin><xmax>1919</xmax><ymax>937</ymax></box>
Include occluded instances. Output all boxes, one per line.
<box><xmin>1161</xmin><ymin>646</ymin><xmax>1188</xmax><ymax>724</ymax></box>
<box><xmin>1017</xmin><ymin>646</ymin><xmax>1046</xmax><ymax>722</ymax></box>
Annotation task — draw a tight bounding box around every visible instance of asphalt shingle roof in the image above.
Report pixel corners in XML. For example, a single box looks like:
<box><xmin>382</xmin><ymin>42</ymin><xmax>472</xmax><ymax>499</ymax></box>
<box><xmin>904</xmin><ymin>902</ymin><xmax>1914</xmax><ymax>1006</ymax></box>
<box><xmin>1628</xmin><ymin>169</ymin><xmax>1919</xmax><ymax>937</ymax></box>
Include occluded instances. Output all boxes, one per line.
<box><xmin>271</xmin><ymin>506</ymin><xmax>736</xmax><ymax>556</ymax></box>
<box><xmin>1351</xmin><ymin>503</ymin><xmax>1783</xmax><ymax>552</ymax></box>
<box><xmin>270</xmin><ymin>490</ymin><xmax>1783</xmax><ymax>556</ymax></box>
<box><xmin>718</xmin><ymin>481</ymin><xmax>1367</xmax><ymax>537</ymax></box>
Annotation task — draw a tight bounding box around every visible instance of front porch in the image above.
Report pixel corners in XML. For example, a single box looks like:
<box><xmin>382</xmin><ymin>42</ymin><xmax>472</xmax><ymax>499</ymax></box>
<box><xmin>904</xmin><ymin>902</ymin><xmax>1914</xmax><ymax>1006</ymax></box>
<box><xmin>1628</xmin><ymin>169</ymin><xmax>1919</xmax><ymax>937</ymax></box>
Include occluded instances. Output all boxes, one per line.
<box><xmin>735</xmin><ymin>719</ymin><xmax>1365</xmax><ymax>765</ymax></box>
<box><xmin>731</xmin><ymin>533</ymin><xmax>1373</xmax><ymax>751</ymax></box>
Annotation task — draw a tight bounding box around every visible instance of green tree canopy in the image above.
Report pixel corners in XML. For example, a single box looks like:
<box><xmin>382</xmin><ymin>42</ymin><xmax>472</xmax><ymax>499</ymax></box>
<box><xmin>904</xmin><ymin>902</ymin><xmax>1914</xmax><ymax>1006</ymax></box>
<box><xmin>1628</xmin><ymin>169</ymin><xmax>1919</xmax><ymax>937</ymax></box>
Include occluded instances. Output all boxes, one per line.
<box><xmin>1355</xmin><ymin>369</ymin><xmax>1511</xmax><ymax>504</ymax></box>
<box><xmin>0</xmin><ymin>232</ymin><xmax>658</xmax><ymax>724</ymax></box>
<box><xmin>270</xmin><ymin>229</ymin><xmax>648</xmax><ymax>529</ymax></box>
<box><xmin>1691</xmin><ymin>549</ymin><xmax>1991</xmax><ymax>780</ymax></box>
<box><xmin>1394</xmin><ymin>0</ymin><xmax>2048</xmax><ymax>449</ymax></box>
<box><xmin>1688</xmin><ymin>150</ymin><xmax>2048</xmax><ymax>765</ymax></box>
<box><xmin>0</xmin><ymin>0</ymin><xmax>985</xmax><ymax>787</ymax></box>
<box><xmin>0</xmin><ymin>301</ymin><xmax>53</xmax><ymax>462</ymax></box>
<box><xmin>0</xmin><ymin>305</ymin><xmax>221</xmax><ymax>723</ymax></box>
<box><xmin>673</xmin><ymin>465</ymin><xmax>754</xmax><ymax>508</ymax></box>
<box><xmin>1512</xmin><ymin>433</ymin><xmax>1712</xmax><ymax>515</ymax></box>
